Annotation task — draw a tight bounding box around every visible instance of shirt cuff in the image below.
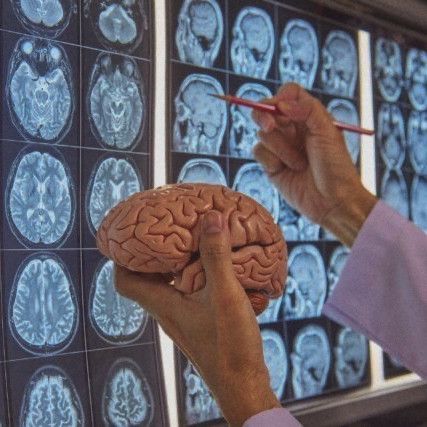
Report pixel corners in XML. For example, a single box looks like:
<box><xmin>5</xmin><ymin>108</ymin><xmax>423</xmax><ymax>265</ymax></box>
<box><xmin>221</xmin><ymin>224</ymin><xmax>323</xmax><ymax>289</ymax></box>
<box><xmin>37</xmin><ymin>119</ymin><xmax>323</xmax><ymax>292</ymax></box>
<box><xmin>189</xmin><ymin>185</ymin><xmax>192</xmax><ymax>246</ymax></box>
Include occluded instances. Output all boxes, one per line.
<box><xmin>243</xmin><ymin>408</ymin><xmax>302</xmax><ymax>427</ymax></box>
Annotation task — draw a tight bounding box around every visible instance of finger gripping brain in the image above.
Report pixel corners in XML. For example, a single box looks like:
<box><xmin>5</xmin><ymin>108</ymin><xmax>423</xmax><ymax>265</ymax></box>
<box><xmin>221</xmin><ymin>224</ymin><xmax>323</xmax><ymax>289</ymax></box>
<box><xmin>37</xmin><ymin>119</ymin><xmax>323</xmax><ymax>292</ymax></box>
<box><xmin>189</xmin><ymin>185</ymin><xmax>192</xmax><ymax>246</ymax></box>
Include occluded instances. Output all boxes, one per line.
<box><xmin>96</xmin><ymin>184</ymin><xmax>287</xmax><ymax>315</ymax></box>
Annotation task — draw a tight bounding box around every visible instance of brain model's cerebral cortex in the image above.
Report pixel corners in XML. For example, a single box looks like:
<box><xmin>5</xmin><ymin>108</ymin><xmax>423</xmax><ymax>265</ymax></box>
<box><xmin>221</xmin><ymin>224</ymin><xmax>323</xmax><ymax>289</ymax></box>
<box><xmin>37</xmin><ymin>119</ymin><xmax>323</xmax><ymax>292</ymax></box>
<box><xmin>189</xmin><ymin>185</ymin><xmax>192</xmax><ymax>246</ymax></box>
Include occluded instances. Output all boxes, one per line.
<box><xmin>177</xmin><ymin>159</ymin><xmax>227</xmax><ymax>186</ymax></box>
<box><xmin>87</xmin><ymin>157</ymin><xmax>143</xmax><ymax>233</ymax></box>
<box><xmin>381</xmin><ymin>169</ymin><xmax>409</xmax><ymax>219</ymax></box>
<box><xmin>102</xmin><ymin>358</ymin><xmax>154</xmax><ymax>427</ymax></box>
<box><xmin>7</xmin><ymin>37</ymin><xmax>73</xmax><ymax>143</ymax></box>
<box><xmin>90</xmin><ymin>259</ymin><xmax>148</xmax><ymax>344</ymax></box>
<box><xmin>230</xmin><ymin>83</ymin><xmax>272</xmax><ymax>159</ymax></box>
<box><xmin>9</xmin><ymin>253</ymin><xmax>78</xmax><ymax>355</ymax></box>
<box><xmin>173</xmin><ymin>74</ymin><xmax>227</xmax><ymax>155</ymax></box>
<box><xmin>97</xmin><ymin>184</ymin><xmax>287</xmax><ymax>315</ymax></box>
<box><xmin>411</xmin><ymin>175</ymin><xmax>427</xmax><ymax>232</ymax></box>
<box><xmin>20</xmin><ymin>366</ymin><xmax>84</xmax><ymax>427</ymax></box>
<box><xmin>327</xmin><ymin>245</ymin><xmax>350</xmax><ymax>297</ymax></box>
<box><xmin>89</xmin><ymin>54</ymin><xmax>145</xmax><ymax>150</ymax></box>
<box><xmin>408</xmin><ymin>110</ymin><xmax>427</xmax><ymax>174</ymax></box>
<box><xmin>406</xmin><ymin>48</ymin><xmax>427</xmax><ymax>111</ymax></box>
<box><xmin>176</xmin><ymin>0</ymin><xmax>224</xmax><ymax>68</ymax></box>
<box><xmin>7</xmin><ymin>149</ymin><xmax>75</xmax><ymax>247</ymax></box>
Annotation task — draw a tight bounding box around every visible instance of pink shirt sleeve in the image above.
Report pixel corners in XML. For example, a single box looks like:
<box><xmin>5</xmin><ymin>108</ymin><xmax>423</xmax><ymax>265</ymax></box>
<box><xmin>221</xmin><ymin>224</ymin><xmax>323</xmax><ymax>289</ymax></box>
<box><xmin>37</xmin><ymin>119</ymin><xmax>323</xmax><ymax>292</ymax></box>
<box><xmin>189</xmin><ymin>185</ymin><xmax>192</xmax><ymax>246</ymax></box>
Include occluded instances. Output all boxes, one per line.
<box><xmin>243</xmin><ymin>408</ymin><xmax>302</xmax><ymax>427</ymax></box>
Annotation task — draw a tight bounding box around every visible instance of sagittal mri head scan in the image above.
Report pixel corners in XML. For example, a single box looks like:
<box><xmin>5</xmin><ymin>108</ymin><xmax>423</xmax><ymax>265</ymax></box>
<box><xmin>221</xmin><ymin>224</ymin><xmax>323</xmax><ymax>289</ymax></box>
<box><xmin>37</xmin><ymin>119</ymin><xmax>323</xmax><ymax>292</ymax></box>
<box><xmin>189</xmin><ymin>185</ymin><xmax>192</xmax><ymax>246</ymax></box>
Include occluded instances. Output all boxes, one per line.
<box><xmin>231</xmin><ymin>7</ymin><xmax>274</xmax><ymax>79</ymax></box>
<box><xmin>230</xmin><ymin>83</ymin><xmax>272</xmax><ymax>159</ymax></box>
<box><xmin>377</xmin><ymin>103</ymin><xmax>406</xmax><ymax>169</ymax></box>
<box><xmin>327</xmin><ymin>99</ymin><xmax>360</xmax><ymax>164</ymax></box>
<box><xmin>176</xmin><ymin>0</ymin><xmax>224</xmax><ymax>68</ymax></box>
<box><xmin>9</xmin><ymin>253</ymin><xmax>78</xmax><ymax>355</ymax></box>
<box><xmin>406</xmin><ymin>48</ymin><xmax>427</xmax><ymax>111</ymax></box>
<box><xmin>184</xmin><ymin>361</ymin><xmax>221</xmax><ymax>424</ymax></box>
<box><xmin>291</xmin><ymin>325</ymin><xmax>331</xmax><ymax>398</ymax></box>
<box><xmin>6</xmin><ymin>149</ymin><xmax>75</xmax><ymax>247</ymax></box>
<box><xmin>297</xmin><ymin>215</ymin><xmax>320</xmax><ymax>241</ymax></box>
<box><xmin>87</xmin><ymin>157</ymin><xmax>142</xmax><ymax>233</ymax></box>
<box><xmin>261</xmin><ymin>329</ymin><xmax>288</xmax><ymax>399</ymax></box>
<box><xmin>411</xmin><ymin>175</ymin><xmax>427</xmax><ymax>232</ymax></box>
<box><xmin>279</xmin><ymin>19</ymin><xmax>319</xmax><ymax>89</ymax></box>
<box><xmin>408</xmin><ymin>110</ymin><xmax>427</xmax><ymax>174</ymax></box>
<box><xmin>102</xmin><ymin>358</ymin><xmax>154</xmax><ymax>426</ymax></box>
<box><xmin>257</xmin><ymin>296</ymin><xmax>283</xmax><ymax>324</ymax></box>
<box><xmin>233</xmin><ymin>163</ymin><xmax>279</xmax><ymax>222</ymax></box>
<box><xmin>278</xmin><ymin>196</ymin><xmax>300</xmax><ymax>241</ymax></box>
<box><xmin>374</xmin><ymin>38</ymin><xmax>404</xmax><ymax>102</ymax></box>
<box><xmin>327</xmin><ymin>245</ymin><xmax>350</xmax><ymax>297</ymax></box>
<box><xmin>335</xmin><ymin>328</ymin><xmax>368</xmax><ymax>388</ymax></box>
<box><xmin>173</xmin><ymin>74</ymin><xmax>227</xmax><ymax>155</ymax></box>
<box><xmin>381</xmin><ymin>169</ymin><xmax>409</xmax><ymax>219</ymax></box>
<box><xmin>321</xmin><ymin>30</ymin><xmax>358</xmax><ymax>98</ymax></box>
<box><xmin>90</xmin><ymin>259</ymin><xmax>148</xmax><ymax>344</ymax></box>
<box><xmin>177</xmin><ymin>158</ymin><xmax>227</xmax><ymax>185</ymax></box>
<box><xmin>284</xmin><ymin>245</ymin><xmax>327</xmax><ymax>319</ymax></box>
<box><xmin>20</xmin><ymin>365</ymin><xmax>84</xmax><ymax>427</ymax></box>
<box><xmin>7</xmin><ymin>37</ymin><xmax>73</xmax><ymax>143</ymax></box>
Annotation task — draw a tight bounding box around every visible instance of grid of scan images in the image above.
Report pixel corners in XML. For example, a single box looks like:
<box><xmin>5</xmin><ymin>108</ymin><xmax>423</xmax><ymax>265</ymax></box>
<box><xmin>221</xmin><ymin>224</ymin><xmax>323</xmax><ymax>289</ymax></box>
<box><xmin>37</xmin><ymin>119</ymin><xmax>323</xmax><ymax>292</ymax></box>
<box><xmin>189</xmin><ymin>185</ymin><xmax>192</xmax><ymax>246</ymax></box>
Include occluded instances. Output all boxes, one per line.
<box><xmin>372</xmin><ymin>32</ymin><xmax>427</xmax><ymax>379</ymax></box>
<box><xmin>167</xmin><ymin>1</ymin><xmax>370</xmax><ymax>425</ymax></box>
<box><xmin>0</xmin><ymin>1</ymin><xmax>169</xmax><ymax>426</ymax></box>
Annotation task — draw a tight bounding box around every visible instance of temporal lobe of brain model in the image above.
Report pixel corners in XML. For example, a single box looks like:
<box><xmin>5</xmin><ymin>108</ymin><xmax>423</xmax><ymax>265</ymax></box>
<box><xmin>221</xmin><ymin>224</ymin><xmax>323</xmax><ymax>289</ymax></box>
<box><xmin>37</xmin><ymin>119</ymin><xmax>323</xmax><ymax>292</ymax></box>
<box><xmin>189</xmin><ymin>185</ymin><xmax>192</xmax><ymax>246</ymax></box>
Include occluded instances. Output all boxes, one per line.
<box><xmin>97</xmin><ymin>184</ymin><xmax>287</xmax><ymax>315</ymax></box>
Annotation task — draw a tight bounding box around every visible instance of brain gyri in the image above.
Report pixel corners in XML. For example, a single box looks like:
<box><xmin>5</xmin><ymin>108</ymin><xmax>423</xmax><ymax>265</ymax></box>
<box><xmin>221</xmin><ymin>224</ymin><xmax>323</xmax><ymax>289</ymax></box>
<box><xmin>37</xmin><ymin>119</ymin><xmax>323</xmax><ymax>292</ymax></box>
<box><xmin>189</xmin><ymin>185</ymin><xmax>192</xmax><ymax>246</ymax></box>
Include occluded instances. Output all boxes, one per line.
<box><xmin>97</xmin><ymin>184</ymin><xmax>287</xmax><ymax>315</ymax></box>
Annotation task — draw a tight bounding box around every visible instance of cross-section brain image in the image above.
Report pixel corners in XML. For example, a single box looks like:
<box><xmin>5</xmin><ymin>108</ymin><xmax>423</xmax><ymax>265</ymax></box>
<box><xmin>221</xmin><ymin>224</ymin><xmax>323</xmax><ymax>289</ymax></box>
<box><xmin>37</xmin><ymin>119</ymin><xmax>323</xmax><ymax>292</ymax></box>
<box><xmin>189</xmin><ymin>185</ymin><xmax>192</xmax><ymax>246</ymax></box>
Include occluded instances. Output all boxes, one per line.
<box><xmin>7</xmin><ymin>149</ymin><xmax>75</xmax><ymax>247</ymax></box>
<box><xmin>297</xmin><ymin>215</ymin><xmax>320</xmax><ymax>241</ymax></box>
<box><xmin>233</xmin><ymin>163</ymin><xmax>279</xmax><ymax>223</ymax></box>
<box><xmin>327</xmin><ymin>99</ymin><xmax>360</xmax><ymax>164</ymax></box>
<box><xmin>20</xmin><ymin>366</ymin><xmax>84</xmax><ymax>427</ymax></box>
<box><xmin>90</xmin><ymin>259</ymin><xmax>148</xmax><ymax>344</ymax></box>
<box><xmin>408</xmin><ymin>110</ymin><xmax>427</xmax><ymax>174</ymax></box>
<box><xmin>279</xmin><ymin>19</ymin><xmax>319</xmax><ymax>89</ymax></box>
<box><xmin>89</xmin><ymin>54</ymin><xmax>145</xmax><ymax>150</ymax></box>
<box><xmin>9</xmin><ymin>253</ymin><xmax>78</xmax><ymax>355</ymax></box>
<box><xmin>381</xmin><ymin>169</ymin><xmax>409</xmax><ymax>219</ymax></box>
<box><xmin>176</xmin><ymin>0</ymin><xmax>224</xmax><ymax>68</ymax></box>
<box><xmin>7</xmin><ymin>37</ymin><xmax>73</xmax><ymax>143</ymax></box>
<box><xmin>291</xmin><ymin>325</ymin><xmax>331</xmax><ymax>398</ymax></box>
<box><xmin>411</xmin><ymin>175</ymin><xmax>427</xmax><ymax>231</ymax></box>
<box><xmin>334</xmin><ymin>328</ymin><xmax>368</xmax><ymax>388</ymax></box>
<box><xmin>177</xmin><ymin>158</ymin><xmax>227</xmax><ymax>185</ymax></box>
<box><xmin>87</xmin><ymin>156</ymin><xmax>143</xmax><ymax>233</ymax></box>
<box><xmin>230</xmin><ymin>84</ymin><xmax>272</xmax><ymax>159</ymax></box>
<box><xmin>278</xmin><ymin>196</ymin><xmax>300</xmax><ymax>241</ymax></box>
<box><xmin>173</xmin><ymin>74</ymin><xmax>227</xmax><ymax>154</ymax></box>
<box><xmin>102</xmin><ymin>358</ymin><xmax>154</xmax><ymax>426</ymax></box>
<box><xmin>321</xmin><ymin>30</ymin><xmax>358</xmax><ymax>98</ymax></box>
<box><xmin>327</xmin><ymin>245</ymin><xmax>350</xmax><ymax>297</ymax></box>
<box><xmin>377</xmin><ymin>103</ymin><xmax>406</xmax><ymax>169</ymax></box>
<box><xmin>406</xmin><ymin>48</ymin><xmax>427</xmax><ymax>111</ymax></box>
<box><xmin>261</xmin><ymin>329</ymin><xmax>288</xmax><ymax>399</ymax></box>
<box><xmin>257</xmin><ymin>296</ymin><xmax>283</xmax><ymax>324</ymax></box>
<box><xmin>374</xmin><ymin>38</ymin><xmax>404</xmax><ymax>102</ymax></box>
<box><xmin>230</xmin><ymin>7</ymin><xmax>274</xmax><ymax>79</ymax></box>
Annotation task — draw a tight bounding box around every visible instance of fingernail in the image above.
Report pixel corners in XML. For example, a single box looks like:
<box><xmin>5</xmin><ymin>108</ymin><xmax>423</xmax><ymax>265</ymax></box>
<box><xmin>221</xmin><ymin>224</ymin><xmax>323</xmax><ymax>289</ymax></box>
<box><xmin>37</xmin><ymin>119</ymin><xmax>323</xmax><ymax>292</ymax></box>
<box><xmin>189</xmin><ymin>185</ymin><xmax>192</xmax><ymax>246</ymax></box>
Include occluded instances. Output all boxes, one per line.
<box><xmin>203</xmin><ymin>211</ymin><xmax>223</xmax><ymax>234</ymax></box>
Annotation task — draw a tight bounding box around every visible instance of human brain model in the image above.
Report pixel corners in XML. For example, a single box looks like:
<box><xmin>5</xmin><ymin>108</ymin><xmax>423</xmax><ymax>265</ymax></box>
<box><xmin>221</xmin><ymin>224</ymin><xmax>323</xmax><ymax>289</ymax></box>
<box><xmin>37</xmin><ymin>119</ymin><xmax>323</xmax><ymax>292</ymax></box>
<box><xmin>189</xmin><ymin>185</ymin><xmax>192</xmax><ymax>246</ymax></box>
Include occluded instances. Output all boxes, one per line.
<box><xmin>97</xmin><ymin>184</ymin><xmax>287</xmax><ymax>315</ymax></box>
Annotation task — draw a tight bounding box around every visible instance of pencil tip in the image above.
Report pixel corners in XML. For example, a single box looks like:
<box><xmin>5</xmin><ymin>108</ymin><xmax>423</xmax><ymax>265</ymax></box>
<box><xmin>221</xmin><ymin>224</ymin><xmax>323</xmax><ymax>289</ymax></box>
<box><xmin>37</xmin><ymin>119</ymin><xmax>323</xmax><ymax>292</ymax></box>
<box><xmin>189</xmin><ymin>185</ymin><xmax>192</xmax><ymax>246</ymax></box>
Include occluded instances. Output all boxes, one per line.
<box><xmin>208</xmin><ymin>93</ymin><xmax>226</xmax><ymax>101</ymax></box>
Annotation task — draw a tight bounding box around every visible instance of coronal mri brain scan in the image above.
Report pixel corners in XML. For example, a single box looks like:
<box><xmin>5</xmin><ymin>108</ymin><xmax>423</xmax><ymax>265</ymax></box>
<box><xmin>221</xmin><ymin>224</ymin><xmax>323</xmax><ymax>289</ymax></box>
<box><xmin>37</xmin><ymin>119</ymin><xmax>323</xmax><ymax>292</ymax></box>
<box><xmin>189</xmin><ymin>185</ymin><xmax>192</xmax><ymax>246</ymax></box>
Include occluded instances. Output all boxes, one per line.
<box><xmin>7</xmin><ymin>37</ymin><xmax>73</xmax><ymax>143</ymax></box>
<box><xmin>321</xmin><ymin>30</ymin><xmax>358</xmax><ymax>98</ymax></box>
<box><xmin>279</xmin><ymin>19</ymin><xmax>319</xmax><ymax>89</ymax></box>
<box><xmin>7</xmin><ymin>149</ymin><xmax>75</xmax><ymax>247</ymax></box>
<box><xmin>89</xmin><ymin>53</ymin><xmax>145</xmax><ymax>150</ymax></box>
<box><xmin>334</xmin><ymin>328</ymin><xmax>368</xmax><ymax>388</ymax></box>
<box><xmin>377</xmin><ymin>103</ymin><xmax>406</xmax><ymax>169</ymax></box>
<box><xmin>177</xmin><ymin>158</ymin><xmax>227</xmax><ymax>185</ymax></box>
<box><xmin>406</xmin><ymin>48</ymin><xmax>427</xmax><ymax>111</ymax></box>
<box><xmin>231</xmin><ymin>7</ymin><xmax>274</xmax><ymax>79</ymax></box>
<box><xmin>102</xmin><ymin>358</ymin><xmax>154</xmax><ymax>426</ymax></box>
<box><xmin>374</xmin><ymin>38</ymin><xmax>403</xmax><ymax>102</ymax></box>
<box><xmin>381</xmin><ymin>169</ymin><xmax>409</xmax><ymax>218</ymax></box>
<box><xmin>176</xmin><ymin>0</ymin><xmax>223</xmax><ymax>67</ymax></box>
<box><xmin>408</xmin><ymin>110</ymin><xmax>427</xmax><ymax>174</ymax></box>
<box><xmin>87</xmin><ymin>157</ymin><xmax>142</xmax><ymax>233</ymax></box>
<box><xmin>20</xmin><ymin>366</ymin><xmax>84</xmax><ymax>427</ymax></box>
<box><xmin>173</xmin><ymin>74</ymin><xmax>227</xmax><ymax>154</ymax></box>
<box><xmin>233</xmin><ymin>163</ymin><xmax>279</xmax><ymax>222</ymax></box>
<box><xmin>411</xmin><ymin>175</ymin><xmax>427</xmax><ymax>232</ymax></box>
<box><xmin>90</xmin><ymin>259</ymin><xmax>147</xmax><ymax>344</ymax></box>
<box><xmin>9</xmin><ymin>253</ymin><xmax>78</xmax><ymax>355</ymax></box>
<box><xmin>230</xmin><ymin>83</ymin><xmax>272</xmax><ymax>159</ymax></box>
<box><xmin>291</xmin><ymin>325</ymin><xmax>331</xmax><ymax>398</ymax></box>
<box><xmin>327</xmin><ymin>245</ymin><xmax>350</xmax><ymax>297</ymax></box>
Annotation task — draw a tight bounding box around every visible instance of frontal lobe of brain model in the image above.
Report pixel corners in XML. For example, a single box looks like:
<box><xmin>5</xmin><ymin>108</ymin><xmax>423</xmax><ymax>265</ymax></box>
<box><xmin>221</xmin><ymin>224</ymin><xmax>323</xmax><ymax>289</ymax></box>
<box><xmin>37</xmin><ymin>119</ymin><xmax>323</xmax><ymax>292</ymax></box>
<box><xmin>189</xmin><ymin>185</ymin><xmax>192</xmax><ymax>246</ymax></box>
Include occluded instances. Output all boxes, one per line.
<box><xmin>97</xmin><ymin>184</ymin><xmax>287</xmax><ymax>315</ymax></box>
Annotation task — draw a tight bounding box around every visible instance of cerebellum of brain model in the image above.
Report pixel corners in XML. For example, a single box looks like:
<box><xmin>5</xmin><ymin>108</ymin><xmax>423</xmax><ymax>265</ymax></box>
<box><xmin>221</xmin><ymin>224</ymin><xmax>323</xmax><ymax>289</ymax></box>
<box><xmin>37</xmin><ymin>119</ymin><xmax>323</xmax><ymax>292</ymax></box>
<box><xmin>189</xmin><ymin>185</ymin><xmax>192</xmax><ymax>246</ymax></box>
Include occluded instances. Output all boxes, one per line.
<box><xmin>96</xmin><ymin>183</ymin><xmax>287</xmax><ymax>315</ymax></box>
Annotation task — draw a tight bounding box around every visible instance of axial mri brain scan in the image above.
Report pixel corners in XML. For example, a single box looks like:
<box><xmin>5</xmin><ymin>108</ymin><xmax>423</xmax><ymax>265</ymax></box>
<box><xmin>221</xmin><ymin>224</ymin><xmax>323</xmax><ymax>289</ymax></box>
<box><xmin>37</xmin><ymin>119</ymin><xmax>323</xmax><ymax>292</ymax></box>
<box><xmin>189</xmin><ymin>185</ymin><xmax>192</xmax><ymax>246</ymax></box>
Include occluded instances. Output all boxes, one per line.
<box><xmin>173</xmin><ymin>74</ymin><xmax>227</xmax><ymax>155</ymax></box>
<box><xmin>327</xmin><ymin>245</ymin><xmax>350</xmax><ymax>297</ymax></box>
<box><xmin>405</xmin><ymin>48</ymin><xmax>427</xmax><ymax>111</ymax></box>
<box><xmin>7</xmin><ymin>149</ymin><xmax>75</xmax><ymax>247</ymax></box>
<box><xmin>230</xmin><ymin>83</ymin><xmax>272</xmax><ymax>158</ymax></box>
<box><xmin>89</xmin><ymin>53</ymin><xmax>145</xmax><ymax>150</ymax></box>
<box><xmin>231</xmin><ymin>7</ymin><xmax>274</xmax><ymax>79</ymax></box>
<box><xmin>176</xmin><ymin>0</ymin><xmax>224</xmax><ymax>68</ymax></box>
<box><xmin>411</xmin><ymin>175</ymin><xmax>427</xmax><ymax>232</ymax></box>
<box><xmin>279</xmin><ymin>19</ymin><xmax>319</xmax><ymax>89</ymax></box>
<box><xmin>7</xmin><ymin>37</ymin><xmax>73</xmax><ymax>143</ymax></box>
<box><xmin>408</xmin><ymin>110</ymin><xmax>427</xmax><ymax>174</ymax></box>
<box><xmin>381</xmin><ymin>169</ymin><xmax>409</xmax><ymax>218</ymax></box>
<box><xmin>177</xmin><ymin>158</ymin><xmax>227</xmax><ymax>185</ymax></box>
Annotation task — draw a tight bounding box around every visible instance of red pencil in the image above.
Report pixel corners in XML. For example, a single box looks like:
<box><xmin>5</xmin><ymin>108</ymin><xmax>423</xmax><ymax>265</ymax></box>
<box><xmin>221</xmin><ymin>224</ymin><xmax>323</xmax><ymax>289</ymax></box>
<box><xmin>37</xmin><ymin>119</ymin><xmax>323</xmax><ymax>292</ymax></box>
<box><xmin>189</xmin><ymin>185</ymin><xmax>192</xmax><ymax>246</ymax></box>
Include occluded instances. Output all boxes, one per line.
<box><xmin>210</xmin><ymin>93</ymin><xmax>375</xmax><ymax>136</ymax></box>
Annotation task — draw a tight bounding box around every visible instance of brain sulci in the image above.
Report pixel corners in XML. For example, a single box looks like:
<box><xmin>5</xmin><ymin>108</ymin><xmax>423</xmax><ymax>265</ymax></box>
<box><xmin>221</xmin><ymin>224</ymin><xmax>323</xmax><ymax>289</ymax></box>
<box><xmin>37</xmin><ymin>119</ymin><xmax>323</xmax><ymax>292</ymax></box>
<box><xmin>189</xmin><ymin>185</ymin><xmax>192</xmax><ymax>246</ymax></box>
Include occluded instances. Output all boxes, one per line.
<box><xmin>97</xmin><ymin>183</ymin><xmax>287</xmax><ymax>315</ymax></box>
